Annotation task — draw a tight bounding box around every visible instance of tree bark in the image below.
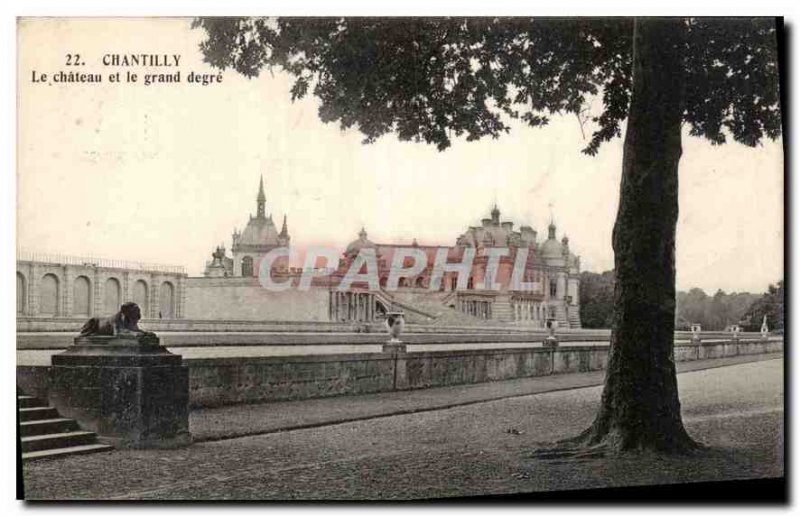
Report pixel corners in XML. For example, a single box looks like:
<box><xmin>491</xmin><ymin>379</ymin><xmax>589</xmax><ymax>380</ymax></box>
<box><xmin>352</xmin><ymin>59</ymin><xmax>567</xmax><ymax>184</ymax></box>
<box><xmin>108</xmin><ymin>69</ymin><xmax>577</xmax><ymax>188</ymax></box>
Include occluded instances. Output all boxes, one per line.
<box><xmin>580</xmin><ymin>18</ymin><xmax>698</xmax><ymax>453</ymax></box>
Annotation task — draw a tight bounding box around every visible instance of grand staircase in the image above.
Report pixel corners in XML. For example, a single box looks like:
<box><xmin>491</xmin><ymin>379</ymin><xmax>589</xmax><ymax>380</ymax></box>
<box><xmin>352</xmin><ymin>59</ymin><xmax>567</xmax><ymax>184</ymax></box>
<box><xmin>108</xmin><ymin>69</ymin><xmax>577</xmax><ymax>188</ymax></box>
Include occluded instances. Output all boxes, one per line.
<box><xmin>553</xmin><ymin>303</ymin><xmax>569</xmax><ymax>328</ymax></box>
<box><xmin>18</xmin><ymin>390</ymin><xmax>112</xmax><ymax>462</ymax></box>
<box><xmin>567</xmin><ymin>305</ymin><xmax>582</xmax><ymax>329</ymax></box>
<box><xmin>490</xmin><ymin>300</ymin><xmax>513</xmax><ymax>322</ymax></box>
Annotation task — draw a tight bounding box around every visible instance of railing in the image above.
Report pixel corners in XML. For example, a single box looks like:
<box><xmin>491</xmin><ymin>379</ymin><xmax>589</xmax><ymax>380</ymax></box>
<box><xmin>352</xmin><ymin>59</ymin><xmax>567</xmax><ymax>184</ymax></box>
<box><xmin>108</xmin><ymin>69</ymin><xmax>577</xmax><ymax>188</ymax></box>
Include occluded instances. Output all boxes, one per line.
<box><xmin>17</xmin><ymin>249</ymin><xmax>186</xmax><ymax>275</ymax></box>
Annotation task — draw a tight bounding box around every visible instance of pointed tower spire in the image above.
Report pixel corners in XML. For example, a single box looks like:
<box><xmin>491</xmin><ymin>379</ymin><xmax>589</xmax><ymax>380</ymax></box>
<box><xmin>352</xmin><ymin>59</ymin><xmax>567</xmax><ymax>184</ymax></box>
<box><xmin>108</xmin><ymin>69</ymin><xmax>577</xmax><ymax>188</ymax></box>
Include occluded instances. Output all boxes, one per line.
<box><xmin>277</xmin><ymin>214</ymin><xmax>290</xmax><ymax>246</ymax></box>
<box><xmin>547</xmin><ymin>202</ymin><xmax>556</xmax><ymax>239</ymax></box>
<box><xmin>256</xmin><ymin>176</ymin><xmax>266</xmax><ymax>218</ymax></box>
<box><xmin>280</xmin><ymin>214</ymin><xmax>288</xmax><ymax>237</ymax></box>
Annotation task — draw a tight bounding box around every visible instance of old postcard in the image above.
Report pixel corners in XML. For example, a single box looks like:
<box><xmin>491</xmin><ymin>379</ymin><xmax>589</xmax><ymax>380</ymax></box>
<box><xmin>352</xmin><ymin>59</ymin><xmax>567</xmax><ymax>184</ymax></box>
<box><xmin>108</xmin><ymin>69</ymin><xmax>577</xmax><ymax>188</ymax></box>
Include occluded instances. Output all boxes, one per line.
<box><xmin>16</xmin><ymin>16</ymin><xmax>784</xmax><ymax>501</ymax></box>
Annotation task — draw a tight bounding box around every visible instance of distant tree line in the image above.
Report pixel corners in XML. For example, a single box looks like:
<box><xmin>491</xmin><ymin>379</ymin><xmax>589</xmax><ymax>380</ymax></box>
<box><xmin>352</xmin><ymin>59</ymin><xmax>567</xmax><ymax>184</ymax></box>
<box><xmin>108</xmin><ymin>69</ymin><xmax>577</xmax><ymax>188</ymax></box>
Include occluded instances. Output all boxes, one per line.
<box><xmin>579</xmin><ymin>271</ymin><xmax>783</xmax><ymax>332</ymax></box>
<box><xmin>675</xmin><ymin>288</ymin><xmax>760</xmax><ymax>331</ymax></box>
<box><xmin>740</xmin><ymin>280</ymin><xmax>784</xmax><ymax>332</ymax></box>
<box><xmin>578</xmin><ymin>270</ymin><xmax>615</xmax><ymax>328</ymax></box>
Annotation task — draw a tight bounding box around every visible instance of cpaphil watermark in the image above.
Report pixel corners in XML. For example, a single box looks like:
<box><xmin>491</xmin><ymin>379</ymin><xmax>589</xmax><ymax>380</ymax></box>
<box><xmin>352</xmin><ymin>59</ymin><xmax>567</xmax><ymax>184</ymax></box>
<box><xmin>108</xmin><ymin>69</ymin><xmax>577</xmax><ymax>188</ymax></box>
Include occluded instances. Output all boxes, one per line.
<box><xmin>257</xmin><ymin>246</ymin><xmax>542</xmax><ymax>293</ymax></box>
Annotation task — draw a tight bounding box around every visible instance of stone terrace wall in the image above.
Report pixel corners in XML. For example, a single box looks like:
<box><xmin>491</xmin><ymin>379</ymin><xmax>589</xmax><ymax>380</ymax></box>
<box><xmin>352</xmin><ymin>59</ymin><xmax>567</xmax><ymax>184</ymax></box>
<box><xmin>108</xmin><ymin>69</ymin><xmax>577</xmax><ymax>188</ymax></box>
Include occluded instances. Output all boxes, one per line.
<box><xmin>179</xmin><ymin>338</ymin><xmax>783</xmax><ymax>408</ymax></box>
<box><xmin>17</xmin><ymin>330</ymin><xmax>613</xmax><ymax>350</ymax></box>
<box><xmin>18</xmin><ymin>339</ymin><xmax>782</xmax><ymax>409</ymax></box>
<box><xmin>187</xmin><ymin>354</ymin><xmax>397</xmax><ymax>407</ymax></box>
<box><xmin>18</xmin><ymin>329</ymin><xmax>766</xmax><ymax>350</ymax></box>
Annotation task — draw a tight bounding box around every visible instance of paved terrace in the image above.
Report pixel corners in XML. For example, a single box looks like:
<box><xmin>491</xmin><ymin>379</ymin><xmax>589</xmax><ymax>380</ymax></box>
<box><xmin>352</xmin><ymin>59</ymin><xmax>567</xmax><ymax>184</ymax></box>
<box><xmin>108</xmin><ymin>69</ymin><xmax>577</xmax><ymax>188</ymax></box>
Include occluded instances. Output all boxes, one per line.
<box><xmin>22</xmin><ymin>354</ymin><xmax>783</xmax><ymax>500</ymax></box>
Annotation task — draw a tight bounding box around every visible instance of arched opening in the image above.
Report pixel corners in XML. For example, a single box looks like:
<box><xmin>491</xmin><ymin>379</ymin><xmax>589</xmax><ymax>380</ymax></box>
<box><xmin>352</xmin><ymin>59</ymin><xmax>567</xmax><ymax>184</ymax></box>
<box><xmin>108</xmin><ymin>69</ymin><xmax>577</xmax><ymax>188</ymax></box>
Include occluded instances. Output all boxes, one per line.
<box><xmin>133</xmin><ymin>280</ymin><xmax>148</xmax><ymax>314</ymax></box>
<box><xmin>415</xmin><ymin>276</ymin><xmax>426</xmax><ymax>288</ymax></box>
<box><xmin>159</xmin><ymin>282</ymin><xmax>175</xmax><ymax>319</ymax></box>
<box><xmin>241</xmin><ymin>256</ymin><xmax>254</xmax><ymax>277</ymax></box>
<box><xmin>16</xmin><ymin>272</ymin><xmax>26</xmax><ymax>315</ymax></box>
<box><xmin>73</xmin><ymin>276</ymin><xmax>91</xmax><ymax>317</ymax></box>
<box><xmin>104</xmin><ymin>277</ymin><xmax>121</xmax><ymax>315</ymax></box>
<box><xmin>39</xmin><ymin>273</ymin><xmax>59</xmax><ymax>316</ymax></box>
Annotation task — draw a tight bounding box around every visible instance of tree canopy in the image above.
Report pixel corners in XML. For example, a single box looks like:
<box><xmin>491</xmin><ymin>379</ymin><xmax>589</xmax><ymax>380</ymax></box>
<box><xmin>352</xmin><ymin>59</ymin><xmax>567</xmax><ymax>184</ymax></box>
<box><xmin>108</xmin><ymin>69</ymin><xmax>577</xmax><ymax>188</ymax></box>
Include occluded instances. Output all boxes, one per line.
<box><xmin>193</xmin><ymin>17</ymin><xmax>780</xmax><ymax>153</ymax></box>
<box><xmin>742</xmin><ymin>280</ymin><xmax>784</xmax><ymax>332</ymax></box>
<box><xmin>579</xmin><ymin>270</ymin><xmax>615</xmax><ymax>328</ymax></box>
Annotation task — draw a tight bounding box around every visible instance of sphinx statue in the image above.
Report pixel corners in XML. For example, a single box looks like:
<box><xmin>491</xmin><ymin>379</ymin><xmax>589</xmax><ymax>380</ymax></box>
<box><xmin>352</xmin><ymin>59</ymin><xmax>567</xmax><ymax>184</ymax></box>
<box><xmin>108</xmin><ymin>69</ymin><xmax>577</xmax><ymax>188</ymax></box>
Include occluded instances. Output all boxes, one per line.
<box><xmin>78</xmin><ymin>302</ymin><xmax>155</xmax><ymax>338</ymax></box>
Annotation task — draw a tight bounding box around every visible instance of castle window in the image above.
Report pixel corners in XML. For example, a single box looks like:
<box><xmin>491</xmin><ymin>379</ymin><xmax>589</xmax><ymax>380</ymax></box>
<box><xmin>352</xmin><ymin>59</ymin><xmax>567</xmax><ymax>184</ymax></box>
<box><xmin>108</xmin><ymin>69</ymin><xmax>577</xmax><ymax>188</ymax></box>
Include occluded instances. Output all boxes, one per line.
<box><xmin>241</xmin><ymin>256</ymin><xmax>254</xmax><ymax>277</ymax></box>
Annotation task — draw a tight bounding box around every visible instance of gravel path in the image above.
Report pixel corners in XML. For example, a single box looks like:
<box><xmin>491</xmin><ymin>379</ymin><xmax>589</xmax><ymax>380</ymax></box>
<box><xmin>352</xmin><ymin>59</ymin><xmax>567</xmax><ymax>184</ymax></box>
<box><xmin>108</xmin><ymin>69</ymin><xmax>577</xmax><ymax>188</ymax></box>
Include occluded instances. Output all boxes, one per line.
<box><xmin>22</xmin><ymin>357</ymin><xmax>783</xmax><ymax>500</ymax></box>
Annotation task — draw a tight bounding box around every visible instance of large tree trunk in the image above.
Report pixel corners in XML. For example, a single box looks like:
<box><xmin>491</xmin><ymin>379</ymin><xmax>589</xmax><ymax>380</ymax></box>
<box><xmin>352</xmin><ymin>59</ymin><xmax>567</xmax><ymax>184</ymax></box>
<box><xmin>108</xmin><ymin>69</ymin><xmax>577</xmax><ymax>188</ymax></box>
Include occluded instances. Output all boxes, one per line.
<box><xmin>578</xmin><ymin>18</ymin><xmax>698</xmax><ymax>454</ymax></box>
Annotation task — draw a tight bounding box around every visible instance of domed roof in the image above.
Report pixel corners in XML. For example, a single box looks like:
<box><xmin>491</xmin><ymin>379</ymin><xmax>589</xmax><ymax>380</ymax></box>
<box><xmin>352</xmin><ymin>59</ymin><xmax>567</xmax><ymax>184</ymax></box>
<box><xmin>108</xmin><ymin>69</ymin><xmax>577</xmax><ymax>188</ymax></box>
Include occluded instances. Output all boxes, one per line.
<box><xmin>539</xmin><ymin>238</ymin><xmax>564</xmax><ymax>259</ymax></box>
<box><xmin>239</xmin><ymin>216</ymin><xmax>280</xmax><ymax>246</ymax></box>
<box><xmin>345</xmin><ymin>227</ymin><xmax>376</xmax><ymax>256</ymax></box>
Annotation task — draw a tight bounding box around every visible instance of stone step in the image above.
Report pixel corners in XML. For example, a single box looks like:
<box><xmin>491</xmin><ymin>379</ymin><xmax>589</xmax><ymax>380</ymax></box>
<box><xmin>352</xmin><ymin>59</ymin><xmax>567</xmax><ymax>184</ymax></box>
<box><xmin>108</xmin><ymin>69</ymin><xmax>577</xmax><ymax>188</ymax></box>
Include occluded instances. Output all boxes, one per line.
<box><xmin>18</xmin><ymin>406</ymin><xmax>59</xmax><ymax>422</ymax></box>
<box><xmin>22</xmin><ymin>443</ymin><xmax>113</xmax><ymax>462</ymax></box>
<box><xmin>21</xmin><ymin>431</ymin><xmax>98</xmax><ymax>453</ymax></box>
<box><xmin>567</xmin><ymin>309</ymin><xmax>581</xmax><ymax>329</ymax></box>
<box><xmin>17</xmin><ymin>395</ymin><xmax>41</xmax><ymax>409</ymax></box>
<box><xmin>19</xmin><ymin>418</ymin><xmax>79</xmax><ymax>437</ymax></box>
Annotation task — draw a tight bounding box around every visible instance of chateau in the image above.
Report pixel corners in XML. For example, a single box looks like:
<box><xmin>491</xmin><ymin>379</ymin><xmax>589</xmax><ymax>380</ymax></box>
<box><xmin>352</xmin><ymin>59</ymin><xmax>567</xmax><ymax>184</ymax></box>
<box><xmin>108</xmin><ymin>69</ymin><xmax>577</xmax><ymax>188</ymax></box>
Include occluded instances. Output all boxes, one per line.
<box><xmin>17</xmin><ymin>177</ymin><xmax>581</xmax><ymax>328</ymax></box>
<box><xmin>197</xmin><ymin>179</ymin><xmax>582</xmax><ymax>328</ymax></box>
<box><xmin>204</xmin><ymin>177</ymin><xmax>290</xmax><ymax>278</ymax></box>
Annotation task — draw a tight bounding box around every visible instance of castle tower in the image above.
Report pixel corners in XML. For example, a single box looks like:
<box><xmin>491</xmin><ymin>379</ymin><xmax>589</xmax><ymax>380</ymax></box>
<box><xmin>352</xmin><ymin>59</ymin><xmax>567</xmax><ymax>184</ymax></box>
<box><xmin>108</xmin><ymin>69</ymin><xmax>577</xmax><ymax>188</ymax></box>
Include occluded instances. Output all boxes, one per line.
<box><xmin>548</xmin><ymin>220</ymin><xmax>557</xmax><ymax>240</ymax></box>
<box><xmin>230</xmin><ymin>176</ymin><xmax>284</xmax><ymax>277</ymax></box>
<box><xmin>491</xmin><ymin>204</ymin><xmax>500</xmax><ymax>226</ymax></box>
<box><xmin>278</xmin><ymin>215</ymin><xmax>290</xmax><ymax>246</ymax></box>
<box><xmin>256</xmin><ymin>176</ymin><xmax>266</xmax><ymax>219</ymax></box>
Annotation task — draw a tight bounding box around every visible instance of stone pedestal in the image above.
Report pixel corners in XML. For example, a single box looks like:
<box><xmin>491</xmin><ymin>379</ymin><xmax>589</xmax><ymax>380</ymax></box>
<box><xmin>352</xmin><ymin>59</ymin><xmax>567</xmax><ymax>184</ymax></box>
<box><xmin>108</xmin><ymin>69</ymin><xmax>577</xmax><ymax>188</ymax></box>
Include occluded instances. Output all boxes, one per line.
<box><xmin>382</xmin><ymin>341</ymin><xmax>407</xmax><ymax>354</ymax></box>
<box><xmin>382</xmin><ymin>340</ymin><xmax>408</xmax><ymax>390</ymax></box>
<box><xmin>50</xmin><ymin>333</ymin><xmax>191</xmax><ymax>449</ymax></box>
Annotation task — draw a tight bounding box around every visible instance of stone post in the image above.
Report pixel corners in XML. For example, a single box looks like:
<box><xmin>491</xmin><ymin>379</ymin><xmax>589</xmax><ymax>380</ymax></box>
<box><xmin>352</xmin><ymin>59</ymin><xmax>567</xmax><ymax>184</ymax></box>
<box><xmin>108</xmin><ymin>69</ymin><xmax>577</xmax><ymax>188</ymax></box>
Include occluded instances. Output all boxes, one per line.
<box><xmin>50</xmin><ymin>333</ymin><xmax>191</xmax><ymax>449</ymax></box>
<box><xmin>691</xmin><ymin>324</ymin><xmax>702</xmax><ymax>344</ymax></box>
<box><xmin>381</xmin><ymin>312</ymin><xmax>408</xmax><ymax>390</ymax></box>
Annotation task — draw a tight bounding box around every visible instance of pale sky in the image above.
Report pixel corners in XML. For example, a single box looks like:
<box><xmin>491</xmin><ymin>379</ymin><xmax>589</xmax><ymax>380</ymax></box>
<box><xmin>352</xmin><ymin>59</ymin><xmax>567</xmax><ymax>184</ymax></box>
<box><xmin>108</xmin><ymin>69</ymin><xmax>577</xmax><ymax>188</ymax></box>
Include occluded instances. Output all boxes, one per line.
<box><xmin>17</xmin><ymin>18</ymin><xmax>784</xmax><ymax>294</ymax></box>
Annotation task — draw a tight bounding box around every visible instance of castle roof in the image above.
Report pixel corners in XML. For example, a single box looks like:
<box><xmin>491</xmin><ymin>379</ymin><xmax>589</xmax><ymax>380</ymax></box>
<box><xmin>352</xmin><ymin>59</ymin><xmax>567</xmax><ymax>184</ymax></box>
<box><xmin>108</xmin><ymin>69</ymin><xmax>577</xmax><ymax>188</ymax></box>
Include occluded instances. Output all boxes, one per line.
<box><xmin>239</xmin><ymin>215</ymin><xmax>280</xmax><ymax>246</ymax></box>
<box><xmin>345</xmin><ymin>227</ymin><xmax>376</xmax><ymax>257</ymax></box>
<box><xmin>233</xmin><ymin>177</ymin><xmax>284</xmax><ymax>249</ymax></box>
